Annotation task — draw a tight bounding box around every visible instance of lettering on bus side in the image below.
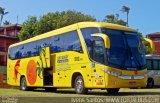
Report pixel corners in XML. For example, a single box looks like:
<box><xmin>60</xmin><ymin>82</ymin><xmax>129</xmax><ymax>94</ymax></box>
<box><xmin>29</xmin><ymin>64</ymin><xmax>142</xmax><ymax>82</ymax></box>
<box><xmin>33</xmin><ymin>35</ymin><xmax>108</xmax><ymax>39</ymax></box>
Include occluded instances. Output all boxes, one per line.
<box><xmin>57</xmin><ymin>55</ymin><xmax>69</xmax><ymax>63</ymax></box>
<box><xmin>74</xmin><ymin>56</ymin><xmax>83</xmax><ymax>61</ymax></box>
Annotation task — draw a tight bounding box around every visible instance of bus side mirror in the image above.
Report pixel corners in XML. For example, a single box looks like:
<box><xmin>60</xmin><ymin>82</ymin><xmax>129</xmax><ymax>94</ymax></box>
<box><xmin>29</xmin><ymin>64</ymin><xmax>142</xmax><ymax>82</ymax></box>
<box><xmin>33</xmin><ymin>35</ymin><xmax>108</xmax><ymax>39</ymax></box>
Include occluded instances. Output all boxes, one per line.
<box><xmin>91</xmin><ymin>33</ymin><xmax>110</xmax><ymax>48</ymax></box>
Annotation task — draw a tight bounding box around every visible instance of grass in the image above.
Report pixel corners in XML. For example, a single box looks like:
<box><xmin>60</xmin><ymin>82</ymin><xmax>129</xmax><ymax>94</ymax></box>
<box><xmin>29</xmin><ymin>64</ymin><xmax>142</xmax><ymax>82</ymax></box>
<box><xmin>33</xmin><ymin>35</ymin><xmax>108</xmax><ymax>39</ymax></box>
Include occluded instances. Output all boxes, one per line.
<box><xmin>0</xmin><ymin>88</ymin><xmax>160</xmax><ymax>97</ymax></box>
<box><xmin>0</xmin><ymin>88</ymin><xmax>92</xmax><ymax>97</ymax></box>
<box><xmin>0</xmin><ymin>88</ymin><xmax>44</xmax><ymax>97</ymax></box>
<box><xmin>1</xmin><ymin>88</ymin><xmax>160</xmax><ymax>103</ymax></box>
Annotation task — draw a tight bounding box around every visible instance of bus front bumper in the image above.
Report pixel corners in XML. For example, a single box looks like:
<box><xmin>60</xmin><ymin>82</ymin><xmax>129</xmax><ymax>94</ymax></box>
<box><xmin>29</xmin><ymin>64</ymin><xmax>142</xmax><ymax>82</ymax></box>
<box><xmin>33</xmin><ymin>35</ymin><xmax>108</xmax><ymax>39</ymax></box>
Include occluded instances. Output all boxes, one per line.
<box><xmin>105</xmin><ymin>74</ymin><xmax>147</xmax><ymax>88</ymax></box>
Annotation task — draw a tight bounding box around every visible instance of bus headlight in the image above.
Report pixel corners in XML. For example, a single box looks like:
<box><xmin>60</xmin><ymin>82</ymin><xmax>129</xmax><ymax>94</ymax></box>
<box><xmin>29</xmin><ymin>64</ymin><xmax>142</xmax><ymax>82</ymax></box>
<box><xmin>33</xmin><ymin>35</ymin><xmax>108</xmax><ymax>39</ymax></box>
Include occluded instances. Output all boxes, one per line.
<box><xmin>102</xmin><ymin>69</ymin><xmax>145</xmax><ymax>79</ymax></box>
<box><xmin>144</xmin><ymin>72</ymin><xmax>148</xmax><ymax>77</ymax></box>
<box><xmin>102</xmin><ymin>69</ymin><xmax>120</xmax><ymax>77</ymax></box>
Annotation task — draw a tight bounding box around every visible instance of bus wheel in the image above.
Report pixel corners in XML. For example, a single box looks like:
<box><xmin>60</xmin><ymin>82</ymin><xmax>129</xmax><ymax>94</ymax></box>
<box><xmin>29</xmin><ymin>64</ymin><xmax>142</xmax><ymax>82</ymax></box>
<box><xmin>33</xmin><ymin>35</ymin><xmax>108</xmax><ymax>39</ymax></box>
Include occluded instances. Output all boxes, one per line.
<box><xmin>20</xmin><ymin>77</ymin><xmax>28</xmax><ymax>91</ymax></box>
<box><xmin>74</xmin><ymin>76</ymin><xmax>88</xmax><ymax>94</ymax></box>
<box><xmin>106</xmin><ymin>88</ymin><xmax>120</xmax><ymax>94</ymax></box>
<box><xmin>147</xmin><ymin>78</ymin><xmax>154</xmax><ymax>88</ymax></box>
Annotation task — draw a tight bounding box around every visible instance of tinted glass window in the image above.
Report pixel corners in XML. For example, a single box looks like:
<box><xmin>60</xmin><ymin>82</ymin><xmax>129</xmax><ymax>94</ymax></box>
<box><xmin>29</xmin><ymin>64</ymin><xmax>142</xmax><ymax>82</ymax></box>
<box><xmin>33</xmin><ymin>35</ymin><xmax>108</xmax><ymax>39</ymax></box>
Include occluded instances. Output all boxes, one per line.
<box><xmin>104</xmin><ymin>30</ymin><xmax>126</xmax><ymax>67</ymax></box>
<box><xmin>81</xmin><ymin>28</ymin><xmax>100</xmax><ymax>48</ymax></box>
<box><xmin>146</xmin><ymin>59</ymin><xmax>160</xmax><ymax>70</ymax></box>
<box><xmin>21</xmin><ymin>42</ymin><xmax>39</xmax><ymax>58</ymax></box>
<box><xmin>11</xmin><ymin>42</ymin><xmax>39</xmax><ymax>59</ymax></box>
<box><xmin>153</xmin><ymin>60</ymin><xmax>159</xmax><ymax>70</ymax></box>
<box><xmin>158</xmin><ymin>60</ymin><xmax>160</xmax><ymax>70</ymax></box>
<box><xmin>50</xmin><ymin>35</ymin><xmax>64</xmax><ymax>53</ymax></box>
<box><xmin>146</xmin><ymin>59</ymin><xmax>152</xmax><ymax>70</ymax></box>
<box><xmin>14</xmin><ymin>46</ymin><xmax>23</xmax><ymax>59</ymax></box>
<box><xmin>81</xmin><ymin>27</ymin><xmax>100</xmax><ymax>55</ymax></box>
<box><xmin>91</xmin><ymin>37</ymin><xmax>105</xmax><ymax>64</ymax></box>
<box><xmin>39</xmin><ymin>38</ymin><xmax>51</xmax><ymax>48</ymax></box>
<box><xmin>8</xmin><ymin>39</ymin><xmax>51</xmax><ymax>60</ymax></box>
<box><xmin>9</xmin><ymin>30</ymin><xmax>82</xmax><ymax>60</ymax></box>
<box><xmin>50</xmin><ymin>31</ymin><xmax>82</xmax><ymax>53</ymax></box>
<box><xmin>8</xmin><ymin>47</ymin><xmax>16</xmax><ymax>60</ymax></box>
<box><xmin>64</xmin><ymin>31</ymin><xmax>82</xmax><ymax>52</ymax></box>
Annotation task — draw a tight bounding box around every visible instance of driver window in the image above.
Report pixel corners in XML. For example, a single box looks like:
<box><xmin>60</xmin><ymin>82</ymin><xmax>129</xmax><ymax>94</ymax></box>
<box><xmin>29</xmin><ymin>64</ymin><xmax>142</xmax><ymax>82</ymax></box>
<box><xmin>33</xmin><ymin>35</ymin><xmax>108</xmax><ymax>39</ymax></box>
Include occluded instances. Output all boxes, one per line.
<box><xmin>91</xmin><ymin>37</ymin><xmax>105</xmax><ymax>64</ymax></box>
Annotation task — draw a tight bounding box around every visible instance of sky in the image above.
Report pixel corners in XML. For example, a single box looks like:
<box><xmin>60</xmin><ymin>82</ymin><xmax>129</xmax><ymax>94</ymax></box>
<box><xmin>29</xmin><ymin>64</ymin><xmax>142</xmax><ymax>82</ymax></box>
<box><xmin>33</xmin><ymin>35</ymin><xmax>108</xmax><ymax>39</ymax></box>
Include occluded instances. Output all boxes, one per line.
<box><xmin>0</xmin><ymin>0</ymin><xmax>160</xmax><ymax>36</ymax></box>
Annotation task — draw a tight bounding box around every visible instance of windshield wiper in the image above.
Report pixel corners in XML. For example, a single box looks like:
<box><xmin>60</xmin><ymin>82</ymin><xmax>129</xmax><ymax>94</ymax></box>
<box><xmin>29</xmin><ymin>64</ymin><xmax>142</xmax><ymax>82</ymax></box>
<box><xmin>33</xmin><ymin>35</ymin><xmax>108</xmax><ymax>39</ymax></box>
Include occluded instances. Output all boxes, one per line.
<box><xmin>123</xmin><ymin>33</ymin><xmax>142</xmax><ymax>70</ymax></box>
<box><xmin>127</xmin><ymin>43</ymin><xmax>142</xmax><ymax>69</ymax></box>
<box><xmin>120</xmin><ymin>49</ymin><xmax>128</xmax><ymax>69</ymax></box>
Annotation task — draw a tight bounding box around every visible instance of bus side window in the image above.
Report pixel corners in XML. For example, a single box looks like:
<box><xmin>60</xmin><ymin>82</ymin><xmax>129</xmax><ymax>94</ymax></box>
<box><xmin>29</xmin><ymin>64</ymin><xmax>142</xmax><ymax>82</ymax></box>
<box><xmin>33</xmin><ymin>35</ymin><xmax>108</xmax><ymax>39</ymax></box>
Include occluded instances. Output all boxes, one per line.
<box><xmin>158</xmin><ymin>60</ymin><xmax>160</xmax><ymax>70</ymax></box>
<box><xmin>81</xmin><ymin>27</ymin><xmax>100</xmax><ymax>54</ymax></box>
<box><xmin>50</xmin><ymin>35</ymin><xmax>64</xmax><ymax>53</ymax></box>
<box><xmin>64</xmin><ymin>31</ymin><xmax>83</xmax><ymax>53</ymax></box>
<box><xmin>146</xmin><ymin>59</ymin><xmax>152</xmax><ymax>70</ymax></box>
<box><xmin>8</xmin><ymin>48</ymin><xmax>15</xmax><ymax>60</ymax></box>
<box><xmin>14</xmin><ymin>46</ymin><xmax>24</xmax><ymax>59</ymax></box>
<box><xmin>153</xmin><ymin>60</ymin><xmax>158</xmax><ymax>70</ymax></box>
<box><xmin>91</xmin><ymin>37</ymin><xmax>105</xmax><ymax>64</ymax></box>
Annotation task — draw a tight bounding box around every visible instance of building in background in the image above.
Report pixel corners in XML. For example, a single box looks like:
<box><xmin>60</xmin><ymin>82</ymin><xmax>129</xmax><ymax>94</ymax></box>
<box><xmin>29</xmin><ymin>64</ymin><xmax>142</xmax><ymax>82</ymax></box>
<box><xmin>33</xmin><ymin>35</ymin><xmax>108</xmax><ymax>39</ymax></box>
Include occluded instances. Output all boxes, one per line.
<box><xmin>0</xmin><ymin>24</ymin><xmax>21</xmax><ymax>77</ymax></box>
<box><xmin>146</xmin><ymin>32</ymin><xmax>160</xmax><ymax>54</ymax></box>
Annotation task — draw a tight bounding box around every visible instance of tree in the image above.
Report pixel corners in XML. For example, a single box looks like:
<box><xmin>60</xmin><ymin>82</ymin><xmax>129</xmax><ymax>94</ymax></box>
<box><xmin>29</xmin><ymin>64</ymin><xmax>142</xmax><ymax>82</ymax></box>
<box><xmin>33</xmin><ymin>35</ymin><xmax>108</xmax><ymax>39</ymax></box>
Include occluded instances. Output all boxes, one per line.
<box><xmin>104</xmin><ymin>14</ymin><xmax>117</xmax><ymax>24</ymax></box>
<box><xmin>19</xmin><ymin>10</ymin><xmax>96</xmax><ymax>41</ymax></box>
<box><xmin>19</xmin><ymin>16</ymin><xmax>37</xmax><ymax>41</ymax></box>
<box><xmin>121</xmin><ymin>6</ymin><xmax>130</xmax><ymax>26</ymax></box>
<box><xmin>3</xmin><ymin>20</ymin><xmax>11</xmax><ymax>25</ymax></box>
<box><xmin>138</xmin><ymin>32</ymin><xmax>153</xmax><ymax>54</ymax></box>
<box><xmin>103</xmin><ymin>14</ymin><xmax>127</xmax><ymax>26</ymax></box>
<box><xmin>0</xmin><ymin>7</ymin><xmax>9</xmax><ymax>26</ymax></box>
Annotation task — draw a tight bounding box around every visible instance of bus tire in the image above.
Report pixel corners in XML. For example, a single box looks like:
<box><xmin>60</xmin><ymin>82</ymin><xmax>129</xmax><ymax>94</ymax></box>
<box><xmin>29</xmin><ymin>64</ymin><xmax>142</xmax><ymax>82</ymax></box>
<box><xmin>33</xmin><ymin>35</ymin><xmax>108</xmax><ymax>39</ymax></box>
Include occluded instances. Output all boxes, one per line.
<box><xmin>20</xmin><ymin>77</ymin><xmax>28</xmax><ymax>91</ymax></box>
<box><xmin>74</xmin><ymin>75</ymin><xmax>88</xmax><ymax>94</ymax></box>
<box><xmin>106</xmin><ymin>88</ymin><xmax>120</xmax><ymax>94</ymax></box>
<box><xmin>147</xmin><ymin>78</ymin><xmax>154</xmax><ymax>88</ymax></box>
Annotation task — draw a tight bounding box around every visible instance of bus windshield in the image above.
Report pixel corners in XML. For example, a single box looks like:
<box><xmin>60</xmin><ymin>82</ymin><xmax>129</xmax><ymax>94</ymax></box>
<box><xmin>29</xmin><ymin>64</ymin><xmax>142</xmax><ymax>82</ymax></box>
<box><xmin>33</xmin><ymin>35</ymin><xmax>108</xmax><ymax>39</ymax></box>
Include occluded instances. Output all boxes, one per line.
<box><xmin>102</xmin><ymin>29</ymin><xmax>146</xmax><ymax>70</ymax></box>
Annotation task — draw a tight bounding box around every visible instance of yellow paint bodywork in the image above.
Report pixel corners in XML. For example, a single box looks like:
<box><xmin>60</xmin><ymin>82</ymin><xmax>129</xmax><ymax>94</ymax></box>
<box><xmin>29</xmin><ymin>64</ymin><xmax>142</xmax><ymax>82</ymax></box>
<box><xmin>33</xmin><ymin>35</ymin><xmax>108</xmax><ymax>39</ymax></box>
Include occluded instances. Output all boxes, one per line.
<box><xmin>39</xmin><ymin>47</ymin><xmax>51</xmax><ymax>68</ymax></box>
<box><xmin>91</xmin><ymin>33</ymin><xmax>110</xmax><ymax>48</ymax></box>
<box><xmin>7</xmin><ymin>56</ymin><xmax>44</xmax><ymax>86</ymax></box>
<box><xmin>7</xmin><ymin>22</ymin><xmax>147</xmax><ymax>89</ymax></box>
<box><xmin>104</xmin><ymin>67</ymin><xmax>147</xmax><ymax>88</ymax></box>
<box><xmin>144</xmin><ymin>38</ymin><xmax>155</xmax><ymax>53</ymax></box>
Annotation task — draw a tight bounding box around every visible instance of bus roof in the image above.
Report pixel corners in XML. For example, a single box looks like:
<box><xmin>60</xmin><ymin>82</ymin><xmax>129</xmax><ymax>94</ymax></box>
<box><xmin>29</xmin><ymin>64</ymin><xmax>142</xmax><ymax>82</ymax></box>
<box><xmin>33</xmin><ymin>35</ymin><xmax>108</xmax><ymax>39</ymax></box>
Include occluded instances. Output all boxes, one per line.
<box><xmin>9</xmin><ymin>22</ymin><xmax>136</xmax><ymax>48</ymax></box>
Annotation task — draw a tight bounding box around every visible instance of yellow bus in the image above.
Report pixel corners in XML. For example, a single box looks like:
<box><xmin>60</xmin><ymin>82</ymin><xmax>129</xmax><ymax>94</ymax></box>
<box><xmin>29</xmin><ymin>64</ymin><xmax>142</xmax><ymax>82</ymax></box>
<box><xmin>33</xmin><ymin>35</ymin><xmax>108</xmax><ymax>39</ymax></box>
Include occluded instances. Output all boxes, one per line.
<box><xmin>7</xmin><ymin>22</ymin><xmax>147</xmax><ymax>94</ymax></box>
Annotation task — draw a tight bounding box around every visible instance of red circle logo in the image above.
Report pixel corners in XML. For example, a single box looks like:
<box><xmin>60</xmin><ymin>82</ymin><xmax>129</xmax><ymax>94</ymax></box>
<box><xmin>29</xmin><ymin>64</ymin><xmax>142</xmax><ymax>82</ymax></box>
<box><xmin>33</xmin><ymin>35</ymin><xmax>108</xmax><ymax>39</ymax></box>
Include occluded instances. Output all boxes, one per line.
<box><xmin>26</xmin><ymin>60</ymin><xmax>37</xmax><ymax>85</ymax></box>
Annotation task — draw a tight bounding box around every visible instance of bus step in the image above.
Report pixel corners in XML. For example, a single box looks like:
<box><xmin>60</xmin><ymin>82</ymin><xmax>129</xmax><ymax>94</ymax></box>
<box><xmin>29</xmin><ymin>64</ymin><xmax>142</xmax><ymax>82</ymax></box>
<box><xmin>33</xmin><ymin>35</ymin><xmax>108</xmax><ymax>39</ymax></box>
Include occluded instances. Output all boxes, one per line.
<box><xmin>44</xmin><ymin>85</ymin><xmax>53</xmax><ymax>87</ymax></box>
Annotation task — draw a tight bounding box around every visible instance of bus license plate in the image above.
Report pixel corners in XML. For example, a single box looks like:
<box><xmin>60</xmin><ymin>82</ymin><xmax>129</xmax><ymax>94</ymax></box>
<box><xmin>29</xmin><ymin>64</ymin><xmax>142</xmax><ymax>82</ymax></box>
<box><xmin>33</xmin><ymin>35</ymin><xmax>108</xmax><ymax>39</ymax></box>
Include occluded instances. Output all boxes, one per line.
<box><xmin>128</xmin><ymin>81</ymin><xmax>136</xmax><ymax>85</ymax></box>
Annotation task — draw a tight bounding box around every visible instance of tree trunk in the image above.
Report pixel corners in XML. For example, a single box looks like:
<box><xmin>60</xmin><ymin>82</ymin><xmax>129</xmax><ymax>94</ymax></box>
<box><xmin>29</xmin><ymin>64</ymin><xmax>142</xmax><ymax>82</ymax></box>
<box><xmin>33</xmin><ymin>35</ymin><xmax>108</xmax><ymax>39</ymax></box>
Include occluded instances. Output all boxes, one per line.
<box><xmin>127</xmin><ymin>13</ymin><xmax>129</xmax><ymax>26</ymax></box>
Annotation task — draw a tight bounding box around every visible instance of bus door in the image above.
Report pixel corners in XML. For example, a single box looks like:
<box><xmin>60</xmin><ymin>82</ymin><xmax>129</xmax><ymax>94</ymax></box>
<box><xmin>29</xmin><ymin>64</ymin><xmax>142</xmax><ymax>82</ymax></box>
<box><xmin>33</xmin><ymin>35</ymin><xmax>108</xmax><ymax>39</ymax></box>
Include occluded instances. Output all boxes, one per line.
<box><xmin>37</xmin><ymin>47</ymin><xmax>52</xmax><ymax>86</ymax></box>
<box><xmin>52</xmin><ymin>53</ymin><xmax>67</xmax><ymax>87</ymax></box>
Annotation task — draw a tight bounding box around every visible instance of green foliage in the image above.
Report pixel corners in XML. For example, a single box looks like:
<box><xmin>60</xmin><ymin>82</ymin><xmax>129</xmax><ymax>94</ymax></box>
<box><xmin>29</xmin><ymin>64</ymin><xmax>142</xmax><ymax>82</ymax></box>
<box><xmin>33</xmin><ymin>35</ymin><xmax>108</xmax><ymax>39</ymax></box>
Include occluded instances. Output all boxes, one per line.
<box><xmin>139</xmin><ymin>32</ymin><xmax>153</xmax><ymax>54</ymax></box>
<box><xmin>103</xmin><ymin>14</ymin><xmax>127</xmax><ymax>26</ymax></box>
<box><xmin>138</xmin><ymin>32</ymin><xmax>143</xmax><ymax>38</ymax></box>
<box><xmin>142</xmin><ymin>40</ymin><xmax>152</xmax><ymax>54</ymax></box>
<box><xmin>3</xmin><ymin>20</ymin><xmax>11</xmax><ymax>25</ymax></box>
<box><xmin>0</xmin><ymin>7</ymin><xmax>9</xmax><ymax>26</ymax></box>
<box><xmin>19</xmin><ymin>16</ymin><xmax>38</xmax><ymax>41</ymax></box>
<box><xmin>19</xmin><ymin>10</ymin><xmax>96</xmax><ymax>41</ymax></box>
<box><xmin>120</xmin><ymin>5</ymin><xmax>130</xmax><ymax>15</ymax></box>
<box><xmin>121</xmin><ymin>5</ymin><xmax>130</xmax><ymax>26</ymax></box>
